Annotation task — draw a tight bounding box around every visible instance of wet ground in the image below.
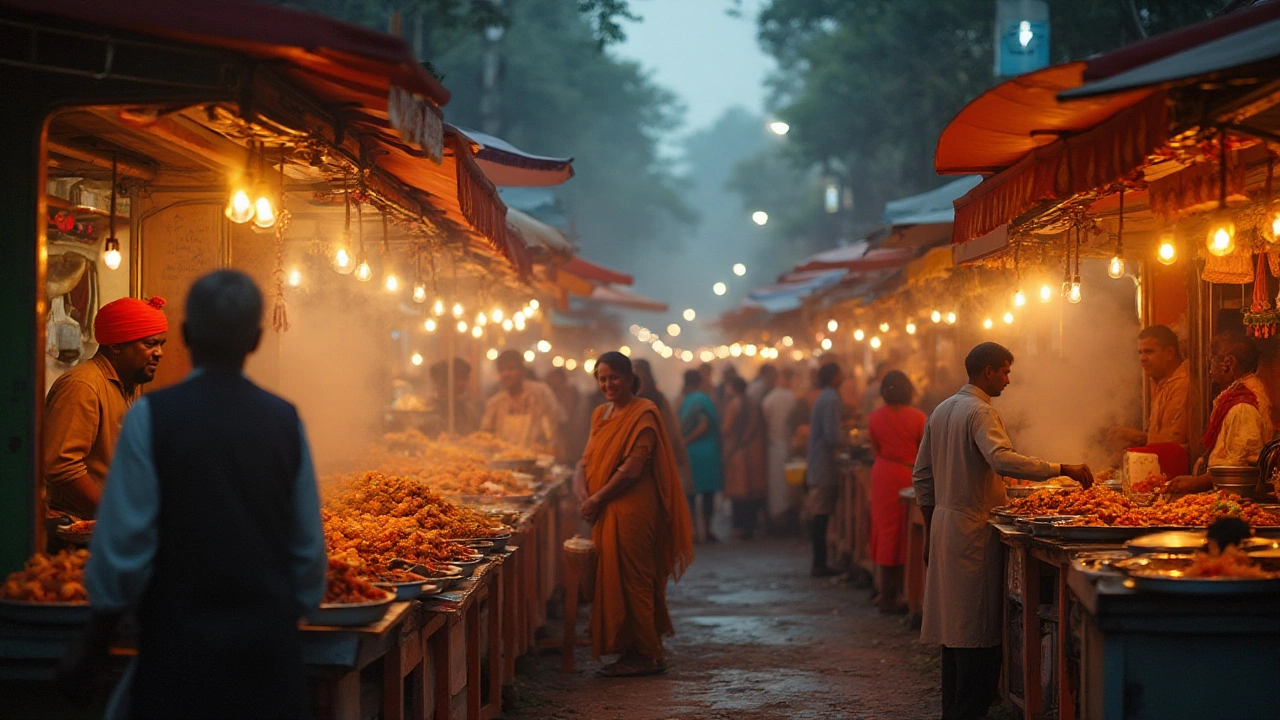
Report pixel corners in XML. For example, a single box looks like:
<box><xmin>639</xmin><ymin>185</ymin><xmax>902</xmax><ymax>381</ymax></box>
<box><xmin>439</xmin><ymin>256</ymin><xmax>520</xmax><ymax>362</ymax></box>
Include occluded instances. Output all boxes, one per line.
<box><xmin>502</xmin><ymin>536</ymin><xmax>944</xmax><ymax>720</ymax></box>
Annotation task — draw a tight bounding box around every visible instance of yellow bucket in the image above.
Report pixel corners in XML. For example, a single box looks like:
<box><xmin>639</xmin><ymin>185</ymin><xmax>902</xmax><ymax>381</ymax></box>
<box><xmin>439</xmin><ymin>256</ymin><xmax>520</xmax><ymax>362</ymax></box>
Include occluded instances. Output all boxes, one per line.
<box><xmin>785</xmin><ymin>461</ymin><xmax>808</xmax><ymax>487</ymax></box>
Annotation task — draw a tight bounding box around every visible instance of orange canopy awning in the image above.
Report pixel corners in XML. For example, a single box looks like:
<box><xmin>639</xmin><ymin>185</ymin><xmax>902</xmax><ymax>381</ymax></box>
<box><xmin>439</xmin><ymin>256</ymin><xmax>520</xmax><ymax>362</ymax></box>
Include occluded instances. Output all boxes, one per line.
<box><xmin>558</xmin><ymin>256</ymin><xmax>633</xmax><ymax>286</ymax></box>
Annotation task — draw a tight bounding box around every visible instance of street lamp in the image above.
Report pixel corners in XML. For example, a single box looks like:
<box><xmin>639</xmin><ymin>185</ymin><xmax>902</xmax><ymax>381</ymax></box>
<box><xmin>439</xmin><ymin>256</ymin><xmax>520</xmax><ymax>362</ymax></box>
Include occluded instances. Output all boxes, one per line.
<box><xmin>768</xmin><ymin>121</ymin><xmax>790</xmax><ymax>136</ymax></box>
<box><xmin>751</xmin><ymin>211</ymin><xmax>769</xmax><ymax>226</ymax></box>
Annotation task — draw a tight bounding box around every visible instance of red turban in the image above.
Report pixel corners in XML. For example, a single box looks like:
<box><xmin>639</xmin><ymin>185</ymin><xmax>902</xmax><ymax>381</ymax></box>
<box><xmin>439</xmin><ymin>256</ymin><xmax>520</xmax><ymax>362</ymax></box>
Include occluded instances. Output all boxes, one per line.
<box><xmin>94</xmin><ymin>296</ymin><xmax>169</xmax><ymax>345</ymax></box>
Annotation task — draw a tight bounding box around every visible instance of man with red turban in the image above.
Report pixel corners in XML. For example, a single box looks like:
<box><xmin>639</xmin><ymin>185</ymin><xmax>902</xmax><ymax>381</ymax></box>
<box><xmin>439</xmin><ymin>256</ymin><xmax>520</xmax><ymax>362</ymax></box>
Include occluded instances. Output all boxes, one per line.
<box><xmin>44</xmin><ymin>296</ymin><xmax>168</xmax><ymax>520</ymax></box>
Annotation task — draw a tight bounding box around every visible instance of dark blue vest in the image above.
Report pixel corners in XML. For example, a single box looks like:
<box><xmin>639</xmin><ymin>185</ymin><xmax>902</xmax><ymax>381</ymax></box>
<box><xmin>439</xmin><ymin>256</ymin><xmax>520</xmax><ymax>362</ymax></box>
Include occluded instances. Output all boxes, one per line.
<box><xmin>134</xmin><ymin>370</ymin><xmax>308</xmax><ymax>719</ymax></box>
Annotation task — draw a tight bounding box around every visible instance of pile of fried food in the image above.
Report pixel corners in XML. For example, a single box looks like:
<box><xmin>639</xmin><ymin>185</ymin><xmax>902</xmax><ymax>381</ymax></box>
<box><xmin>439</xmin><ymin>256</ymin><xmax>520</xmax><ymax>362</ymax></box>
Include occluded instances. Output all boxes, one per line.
<box><xmin>1184</xmin><ymin>543</ymin><xmax>1273</xmax><ymax>579</ymax></box>
<box><xmin>1010</xmin><ymin>487</ymin><xmax>1280</xmax><ymax>528</ymax></box>
<box><xmin>359</xmin><ymin>432</ymin><xmax>538</xmax><ymax>498</ymax></box>
<box><xmin>1130</xmin><ymin>473</ymin><xmax>1169</xmax><ymax>494</ymax></box>
<box><xmin>322</xmin><ymin>552</ymin><xmax>392</xmax><ymax>605</ymax></box>
<box><xmin>0</xmin><ymin>549</ymin><xmax>89</xmax><ymax>603</ymax></box>
<box><xmin>321</xmin><ymin>472</ymin><xmax>501</xmax><ymax>573</ymax></box>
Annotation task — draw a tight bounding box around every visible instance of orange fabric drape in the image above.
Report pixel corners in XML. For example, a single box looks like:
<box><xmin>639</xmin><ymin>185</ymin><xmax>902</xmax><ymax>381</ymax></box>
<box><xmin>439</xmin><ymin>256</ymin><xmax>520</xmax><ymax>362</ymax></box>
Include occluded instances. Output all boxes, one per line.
<box><xmin>582</xmin><ymin>398</ymin><xmax>694</xmax><ymax>660</ymax></box>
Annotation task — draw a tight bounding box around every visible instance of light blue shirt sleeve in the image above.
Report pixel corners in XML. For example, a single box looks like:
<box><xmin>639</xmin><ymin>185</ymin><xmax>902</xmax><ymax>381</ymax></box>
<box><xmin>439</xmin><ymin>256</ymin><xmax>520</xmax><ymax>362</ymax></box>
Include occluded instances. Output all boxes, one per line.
<box><xmin>85</xmin><ymin>398</ymin><xmax>159</xmax><ymax>614</ymax></box>
<box><xmin>291</xmin><ymin>420</ymin><xmax>328</xmax><ymax>611</ymax></box>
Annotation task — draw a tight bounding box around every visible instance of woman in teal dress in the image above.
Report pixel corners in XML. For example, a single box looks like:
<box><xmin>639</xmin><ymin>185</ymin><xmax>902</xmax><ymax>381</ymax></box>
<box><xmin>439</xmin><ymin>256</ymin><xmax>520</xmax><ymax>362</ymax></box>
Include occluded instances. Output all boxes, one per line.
<box><xmin>679</xmin><ymin>369</ymin><xmax>723</xmax><ymax>543</ymax></box>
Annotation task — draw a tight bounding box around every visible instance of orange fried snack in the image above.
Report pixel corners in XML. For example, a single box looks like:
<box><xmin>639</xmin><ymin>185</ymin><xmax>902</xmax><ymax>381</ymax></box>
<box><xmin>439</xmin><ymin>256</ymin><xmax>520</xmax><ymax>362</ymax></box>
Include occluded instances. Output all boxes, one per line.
<box><xmin>0</xmin><ymin>549</ymin><xmax>89</xmax><ymax>602</ymax></box>
<box><xmin>1060</xmin><ymin>492</ymin><xmax>1280</xmax><ymax>528</ymax></box>
<box><xmin>1185</xmin><ymin>544</ymin><xmax>1272</xmax><ymax>579</ymax></box>
<box><xmin>322</xmin><ymin>552</ymin><xmax>391</xmax><ymax>604</ymax></box>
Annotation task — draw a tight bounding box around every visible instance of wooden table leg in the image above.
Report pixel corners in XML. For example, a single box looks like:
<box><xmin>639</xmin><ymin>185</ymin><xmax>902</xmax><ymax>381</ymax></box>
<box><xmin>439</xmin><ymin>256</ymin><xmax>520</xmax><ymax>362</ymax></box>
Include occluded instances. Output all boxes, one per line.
<box><xmin>467</xmin><ymin>597</ymin><xmax>482</xmax><ymax>720</ymax></box>
<box><xmin>562</xmin><ymin>547</ymin><xmax>579</xmax><ymax>673</ymax></box>
<box><xmin>1022</xmin><ymin>552</ymin><xmax>1043</xmax><ymax>719</ymax></box>
<box><xmin>487</xmin><ymin>574</ymin><xmax>503</xmax><ymax>718</ymax></box>
<box><xmin>433</xmin><ymin>622</ymin><xmax>451</xmax><ymax>720</ymax></box>
<box><xmin>382</xmin><ymin>629</ymin><xmax>405</xmax><ymax>720</ymax></box>
<box><xmin>1058</xmin><ymin>566</ymin><xmax>1075</xmax><ymax>720</ymax></box>
<box><xmin>503</xmin><ymin>558</ymin><xmax>519</xmax><ymax>683</ymax></box>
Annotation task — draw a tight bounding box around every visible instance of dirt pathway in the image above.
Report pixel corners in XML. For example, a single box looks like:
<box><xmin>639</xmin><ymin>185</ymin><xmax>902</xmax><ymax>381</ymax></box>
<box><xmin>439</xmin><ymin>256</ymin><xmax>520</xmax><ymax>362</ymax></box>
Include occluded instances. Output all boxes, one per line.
<box><xmin>502</xmin><ymin>537</ymin><xmax>942</xmax><ymax>720</ymax></box>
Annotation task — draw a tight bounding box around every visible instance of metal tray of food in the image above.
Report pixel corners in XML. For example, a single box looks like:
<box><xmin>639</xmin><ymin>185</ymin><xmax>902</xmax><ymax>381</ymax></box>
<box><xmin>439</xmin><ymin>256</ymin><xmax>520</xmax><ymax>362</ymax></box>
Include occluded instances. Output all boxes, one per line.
<box><xmin>990</xmin><ymin>507</ymin><xmax>1024</xmax><ymax>524</ymax></box>
<box><xmin>1051</xmin><ymin>522</ymin><xmax>1161</xmax><ymax>543</ymax></box>
<box><xmin>1117</xmin><ymin>553</ymin><xmax>1280</xmax><ymax>595</ymax></box>
<box><xmin>306</xmin><ymin>593</ymin><xmax>396</xmax><ymax>626</ymax></box>
<box><xmin>371</xmin><ymin>571</ymin><xmax>440</xmax><ymax>601</ymax></box>
<box><xmin>0</xmin><ymin>599</ymin><xmax>91</xmax><ymax>625</ymax></box>
<box><xmin>1125</xmin><ymin>530</ymin><xmax>1207</xmax><ymax>555</ymax></box>
<box><xmin>1031</xmin><ymin>516</ymin><xmax>1079</xmax><ymax>537</ymax></box>
<box><xmin>54</xmin><ymin>522</ymin><xmax>95</xmax><ymax>545</ymax></box>
<box><xmin>453</xmin><ymin>540</ymin><xmax>496</xmax><ymax>555</ymax></box>
<box><xmin>1070</xmin><ymin>550</ymin><xmax>1132</xmax><ymax>580</ymax></box>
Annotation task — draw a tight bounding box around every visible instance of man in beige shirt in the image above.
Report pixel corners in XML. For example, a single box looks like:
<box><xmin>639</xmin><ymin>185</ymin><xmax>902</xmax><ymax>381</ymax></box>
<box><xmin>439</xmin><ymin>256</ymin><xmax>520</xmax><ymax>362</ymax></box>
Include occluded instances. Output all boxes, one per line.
<box><xmin>481</xmin><ymin>350</ymin><xmax>565</xmax><ymax>450</ymax></box>
<box><xmin>44</xmin><ymin>297</ymin><xmax>167</xmax><ymax>519</ymax></box>
<box><xmin>1109</xmin><ymin>325</ymin><xmax>1190</xmax><ymax>447</ymax></box>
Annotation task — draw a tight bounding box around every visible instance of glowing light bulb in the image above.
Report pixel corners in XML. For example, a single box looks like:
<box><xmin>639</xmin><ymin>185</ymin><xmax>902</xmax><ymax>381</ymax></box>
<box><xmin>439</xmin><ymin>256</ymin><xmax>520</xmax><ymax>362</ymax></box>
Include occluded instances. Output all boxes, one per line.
<box><xmin>584</xmin><ymin>359</ymin><xmax>596</xmax><ymax>373</ymax></box>
<box><xmin>854</xmin><ymin>329</ymin><xmax>865</xmax><ymax>341</ymax></box>
<box><xmin>945</xmin><ymin>312</ymin><xmax>957</xmax><ymax>325</ymax></box>
<box><xmin>486</xmin><ymin>348</ymin><xmax>499</xmax><ymax>361</ymax></box>
<box><xmin>524</xmin><ymin>350</ymin><xmax>536</xmax><ymax>363</ymax></box>
<box><xmin>733</xmin><ymin>263</ymin><xmax>747</xmax><ymax>276</ymax></box>
<box><xmin>102</xmin><ymin>239</ymin><xmax>121</xmax><ymax>270</ymax></box>
<box><xmin>1068</xmin><ymin>280</ymin><xmax>1082</xmax><ymax>304</ymax></box>
<box><xmin>537</xmin><ymin>340</ymin><xmax>551</xmax><ymax>353</ymax></box>
<box><xmin>456</xmin><ymin>320</ymin><xmax>468</xmax><ymax>333</ymax></box>
<box><xmin>681</xmin><ymin>350</ymin><xmax>694</xmax><ymax>362</ymax></box>
<box><xmin>333</xmin><ymin>246</ymin><xmax>353</xmax><ymax>274</ymax></box>
<box><xmin>1039</xmin><ymin>284</ymin><xmax>1053</xmax><ymax>303</ymax></box>
<box><xmin>514</xmin><ymin>315</ymin><xmax>526</xmax><ymax>331</ymax></box>
<box><xmin>410</xmin><ymin>352</ymin><xmax>423</xmax><ymax>366</ymax></box>
<box><xmin>906</xmin><ymin>322</ymin><xmax>917</xmax><ymax>335</ymax></box>
<box><xmin>412</xmin><ymin>284</ymin><xmax>427</xmax><ymax>303</ymax></box>
<box><xmin>287</xmin><ymin>269</ymin><xmax>302</xmax><ymax>287</ymax></box>
<box><xmin>471</xmin><ymin>325</ymin><xmax>483</xmax><ymax>338</ymax></box>
<box><xmin>491</xmin><ymin>308</ymin><xmax>504</xmax><ymax>323</ymax></box>
<box><xmin>1206</xmin><ymin>208</ymin><xmax>1236</xmax><ymax>257</ymax></box>
<box><xmin>1003</xmin><ymin>312</ymin><xmax>1014</xmax><ymax>325</ymax></box>
<box><xmin>983</xmin><ymin>317</ymin><xmax>994</xmax><ymax>330</ymax></box>
<box><xmin>879</xmin><ymin>322</ymin><xmax>890</xmax><ymax>332</ymax></box>
<box><xmin>700</xmin><ymin>350</ymin><xmax>715</xmax><ymax>363</ymax></box>
<box><xmin>476</xmin><ymin>312</ymin><xmax>487</xmax><ymax>327</ymax></box>
<box><xmin>1158</xmin><ymin>237</ymin><xmax>1177</xmax><ymax>265</ymax></box>
<box><xmin>869</xmin><ymin>336</ymin><xmax>882</xmax><ymax>349</ymax></box>
<box><xmin>930</xmin><ymin>310</ymin><xmax>942</xmax><ymax>324</ymax></box>
<box><xmin>502</xmin><ymin>319</ymin><xmax>514</xmax><ymax>332</ymax></box>
<box><xmin>451</xmin><ymin>303</ymin><xmax>464</xmax><ymax>318</ymax></box>
<box><xmin>820</xmin><ymin>338</ymin><xmax>832</xmax><ymax>351</ymax></box>
<box><xmin>1013</xmin><ymin>289</ymin><xmax>1027</xmax><ymax>307</ymax></box>
<box><xmin>664</xmin><ymin>323</ymin><xmax>679</xmax><ymax>337</ymax></box>
<box><xmin>225</xmin><ymin>189</ymin><xmax>254</xmax><ymax>223</ymax></box>
<box><xmin>791</xmin><ymin>349</ymin><xmax>806</xmax><ymax>361</ymax></box>
<box><xmin>730</xmin><ymin>343</ymin><xmax>743</xmax><ymax>357</ymax></box>
<box><xmin>384</xmin><ymin>273</ymin><xmax>399</xmax><ymax>292</ymax></box>
<box><xmin>552</xmin><ymin>356</ymin><xmax>565</xmax><ymax>368</ymax></box>
<box><xmin>683</xmin><ymin>308</ymin><xmax>697</xmax><ymax>322</ymax></box>
<box><xmin>713</xmin><ymin>282</ymin><xmax>727</xmax><ymax>296</ymax></box>
<box><xmin>661</xmin><ymin>347</ymin><xmax>674</xmax><ymax>359</ymax></box>
<box><xmin>354</xmin><ymin>258</ymin><xmax>372</xmax><ymax>282</ymax></box>
<box><xmin>827</xmin><ymin>319</ymin><xmax>839</xmax><ymax>332</ymax></box>
<box><xmin>432</xmin><ymin>300</ymin><xmax>445</xmax><ymax>316</ymax></box>
<box><xmin>529</xmin><ymin>299</ymin><xmax>540</xmax><ymax>311</ymax></box>
<box><xmin>751</xmin><ymin>211</ymin><xmax>769</xmax><ymax>226</ymax></box>
<box><xmin>424</xmin><ymin>318</ymin><xmax>437</xmax><ymax>333</ymax></box>
<box><xmin>1108</xmin><ymin>255</ymin><xmax>1125</xmax><ymax>279</ymax></box>
<box><xmin>745</xmin><ymin>344</ymin><xmax>758</xmax><ymax>357</ymax></box>
<box><xmin>1271</xmin><ymin>207</ymin><xmax>1280</xmax><ymax>242</ymax></box>
<box><xmin>252</xmin><ymin>195</ymin><xmax>277</xmax><ymax>228</ymax></box>
<box><xmin>768</xmin><ymin>121</ymin><xmax>790</xmax><ymax>136</ymax></box>
<box><xmin>565</xmin><ymin>359</ymin><xmax>578</xmax><ymax>371</ymax></box>
<box><xmin>619</xmin><ymin>346</ymin><xmax>632</xmax><ymax>357</ymax></box>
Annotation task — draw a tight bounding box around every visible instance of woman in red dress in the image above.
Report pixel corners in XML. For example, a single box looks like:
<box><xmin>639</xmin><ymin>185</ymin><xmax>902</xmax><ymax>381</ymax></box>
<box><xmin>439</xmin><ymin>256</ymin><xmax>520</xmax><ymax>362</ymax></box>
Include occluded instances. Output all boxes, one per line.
<box><xmin>867</xmin><ymin>370</ymin><xmax>926</xmax><ymax>613</ymax></box>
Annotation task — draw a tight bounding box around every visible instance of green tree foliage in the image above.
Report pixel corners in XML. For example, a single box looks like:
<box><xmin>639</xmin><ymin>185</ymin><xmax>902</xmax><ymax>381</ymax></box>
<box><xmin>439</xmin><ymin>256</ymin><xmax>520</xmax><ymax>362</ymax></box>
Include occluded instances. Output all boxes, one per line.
<box><xmin>743</xmin><ymin>0</ymin><xmax>1225</xmax><ymax>243</ymax></box>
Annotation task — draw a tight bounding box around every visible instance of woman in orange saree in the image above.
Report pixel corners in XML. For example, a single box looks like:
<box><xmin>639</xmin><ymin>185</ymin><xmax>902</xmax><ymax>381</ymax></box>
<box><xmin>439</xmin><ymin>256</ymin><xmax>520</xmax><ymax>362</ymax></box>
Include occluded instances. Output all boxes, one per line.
<box><xmin>576</xmin><ymin>351</ymin><xmax>695</xmax><ymax>677</ymax></box>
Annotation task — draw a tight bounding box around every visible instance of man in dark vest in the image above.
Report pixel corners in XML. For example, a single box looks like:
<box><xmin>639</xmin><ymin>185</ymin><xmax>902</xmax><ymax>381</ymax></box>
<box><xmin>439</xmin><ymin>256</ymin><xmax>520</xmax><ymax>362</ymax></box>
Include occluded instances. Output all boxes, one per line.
<box><xmin>63</xmin><ymin>269</ymin><xmax>327</xmax><ymax>718</ymax></box>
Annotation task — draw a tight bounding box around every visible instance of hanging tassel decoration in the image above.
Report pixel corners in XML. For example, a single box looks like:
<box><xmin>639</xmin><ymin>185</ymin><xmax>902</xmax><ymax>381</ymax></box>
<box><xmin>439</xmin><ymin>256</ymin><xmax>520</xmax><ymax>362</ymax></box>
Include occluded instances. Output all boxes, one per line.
<box><xmin>1245</xmin><ymin>252</ymin><xmax>1278</xmax><ymax>338</ymax></box>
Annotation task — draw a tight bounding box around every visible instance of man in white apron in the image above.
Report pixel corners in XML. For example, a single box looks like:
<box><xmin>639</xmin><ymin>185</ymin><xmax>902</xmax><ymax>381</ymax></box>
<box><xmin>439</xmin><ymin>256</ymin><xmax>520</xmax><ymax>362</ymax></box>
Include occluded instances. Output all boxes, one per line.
<box><xmin>481</xmin><ymin>350</ymin><xmax>565</xmax><ymax>450</ymax></box>
<box><xmin>912</xmin><ymin>342</ymin><xmax>1092</xmax><ymax>720</ymax></box>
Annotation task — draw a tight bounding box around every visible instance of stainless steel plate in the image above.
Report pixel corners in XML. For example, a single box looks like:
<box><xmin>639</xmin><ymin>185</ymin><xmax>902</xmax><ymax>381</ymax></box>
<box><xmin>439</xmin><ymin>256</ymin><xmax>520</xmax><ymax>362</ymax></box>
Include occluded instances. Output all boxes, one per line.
<box><xmin>306</xmin><ymin>595</ymin><xmax>395</xmax><ymax>626</ymax></box>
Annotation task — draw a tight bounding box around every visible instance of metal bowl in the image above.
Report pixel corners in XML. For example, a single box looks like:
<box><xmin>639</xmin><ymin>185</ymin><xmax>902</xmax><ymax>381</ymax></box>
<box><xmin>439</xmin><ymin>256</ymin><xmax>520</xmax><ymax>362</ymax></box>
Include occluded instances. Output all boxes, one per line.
<box><xmin>306</xmin><ymin>593</ymin><xmax>396</xmax><ymax>627</ymax></box>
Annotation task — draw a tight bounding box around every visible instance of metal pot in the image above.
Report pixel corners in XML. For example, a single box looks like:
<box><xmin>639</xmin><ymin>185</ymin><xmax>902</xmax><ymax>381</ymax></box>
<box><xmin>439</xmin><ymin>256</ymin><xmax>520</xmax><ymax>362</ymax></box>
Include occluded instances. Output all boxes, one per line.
<box><xmin>1209</xmin><ymin>465</ymin><xmax>1262</xmax><ymax>498</ymax></box>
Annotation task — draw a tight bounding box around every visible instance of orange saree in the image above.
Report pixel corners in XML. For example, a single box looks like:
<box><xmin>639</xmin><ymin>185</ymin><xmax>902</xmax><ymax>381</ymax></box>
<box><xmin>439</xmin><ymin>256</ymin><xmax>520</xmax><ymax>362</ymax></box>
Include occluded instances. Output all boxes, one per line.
<box><xmin>582</xmin><ymin>398</ymin><xmax>695</xmax><ymax>661</ymax></box>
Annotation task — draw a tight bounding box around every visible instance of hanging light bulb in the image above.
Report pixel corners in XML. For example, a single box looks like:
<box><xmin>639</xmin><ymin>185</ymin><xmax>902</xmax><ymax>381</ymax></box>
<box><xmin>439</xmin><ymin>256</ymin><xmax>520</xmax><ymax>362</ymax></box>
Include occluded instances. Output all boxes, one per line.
<box><xmin>1013</xmin><ymin>289</ymin><xmax>1026</xmax><ymax>307</ymax></box>
<box><xmin>827</xmin><ymin>319</ymin><xmax>839</xmax><ymax>332</ymax></box>
<box><xmin>529</xmin><ymin>299</ymin><xmax>540</xmax><ymax>311</ymax></box>
<box><xmin>1269</xmin><ymin>201</ymin><xmax>1280</xmax><ymax>243</ymax></box>
<box><xmin>514</xmin><ymin>314</ymin><xmax>526</xmax><ymax>331</ymax></box>
<box><xmin>487</xmin><ymin>348</ymin><xmax>500</xmax><ymax>361</ymax></box>
<box><xmin>1206</xmin><ymin>133</ymin><xmax>1235</xmax><ymax>257</ymax></box>
<box><xmin>452</xmin><ymin>303</ymin><xmax>464</xmax><ymax>318</ymax></box>
<box><xmin>566</xmin><ymin>358</ymin><xmax>578</xmax><ymax>371</ymax></box>
<box><xmin>1157</xmin><ymin>235</ymin><xmax>1177</xmax><ymax>265</ymax></box>
<box><xmin>1003</xmin><ymin>312</ymin><xmax>1014</xmax><ymax>325</ymax></box>
<box><xmin>491</xmin><ymin>308</ymin><xmax>504</xmax><ymax>323</ymax></box>
<box><xmin>619</xmin><ymin>346</ymin><xmax>632</xmax><ymax>357</ymax></box>
<box><xmin>252</xmin><ymin>194</ymin><xmax>277</xmax><ymax>229</ymax></box>
<box><xmin>412</xmin><ymin>284</ymin><xmax>427</xmax><ymax>303</ymax></box>
<box><xmin>354</xmin><ymin>255</ymin><xmax>372</xmax><ymax>282</ymax></box>
<box><xmin>471</xmin><ymin>325</ymin><xmax>483</xmax><ymax>338</ymax></box>
<box><xmin>432</xmin><ymin>300</ymin><xmax>445</xmax><ymax>316</ymax></box>
<box><xmin>1108</xmin><ymin>254</ymin><xmax>1125</xmax><ymax>279</ymax></box>
<box><xmin>502</xmin><ymin>319</ymin><xmax>514</xmax><ymax>332</ymax></box>
<box><xmin>552</xmin><ymin>356</ymin><xmax>565</xmax><ymax>368</ymax></box>
<box><xmin>524</xmin><ymin>350</ymin><xmax>537</xmax><ymax>363</ymax></box>
<box><xmin>102</xmin><ymin>237</ymin><xmax>122</xmax><ymax>271</ymax></box>
<box><xmin>820</xmin><ymin>338</ymin><xmax>832</xmax><ymax>351</ymax></box>
<box><xmin>945</xmin><ymin>312</ymin><xmax>957</xmax><ymax>325</ymax></box>
<box><xmin>930</xmin><ymin>310</ymin><xmax>942</xmax><ymax>324</ymax></box>
<box><xmin>1039</xmin><ymin>284</ymin><xmax>1053</xmax><ymax>303</ymax></box>
<box><xmin>384</xmin><ymin>273</ymin><xmax>399</xmax><ymax>293</ymax></box>
<box><xmin>456</xmin><ymin>320</ymin><xmax>469</xmax><ymax>333</ymax></box>
<box><xmin>424</xmin><ymin>318</ymin><xmax>438</xmax><ymax>333</ymax></box>
<box><xmin>905</xmin><ymin>322</ymin><xmax>917</xmax><ymax>335</ymax></box>
<box><xmin>869</xmin><ymin>336</ymin><xmax>882</xmax><ymax>349</ymax></box>
<box><xmin>287</xmin><ymin>268</ymin><xmax>302</xmax><ymax>287</ymax></box>
<box><xmin>683</xmin><ymin>308</ymin><xmax>697</xmax><ymax>322</ymax></box>
<box><xmin>983</xmin><ymin>317</ymin><xmax>994</xmax><ymax>330</ymax></box>
<box><xmin>853</xmin><ymin>329</ymin><xmax>865</xmax><ymax>342</ymax></box>
<box><xmin>476</xmin><ymin>312</ymin><xmax>487</xmax><ymax>327</ymax></box>
<box><xmin>782</xmin><ymin>336</ymin><xmax>794</xmax><ymax>346</ymax></box>
<box><xmin>584</xmin><ymin>358</ymin><xmax>597</xmax><ymax>373</ymax></box>
<box><xmin>1068</xmin><ymin>276</ymin><xmax>1083</xmax><ymax>304</ymax></box>
<box><xmin>225</xmin><ymin>188</ymin><xmax>255</xmax><ymax>224</ymax></box>
<box><xmin>410</xmin><ymin>352</ymin><xmax>424</xmax><ymax>367</ymax></box>
<box><xmin>332</xmin><ymin>246</ymin><xmax>353</xmax><ymax>274</ymax></box>
<box><xmin>879</xmin><ymin>322</ymin><xmax>890</xmax><ymax>332</ymax></box>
